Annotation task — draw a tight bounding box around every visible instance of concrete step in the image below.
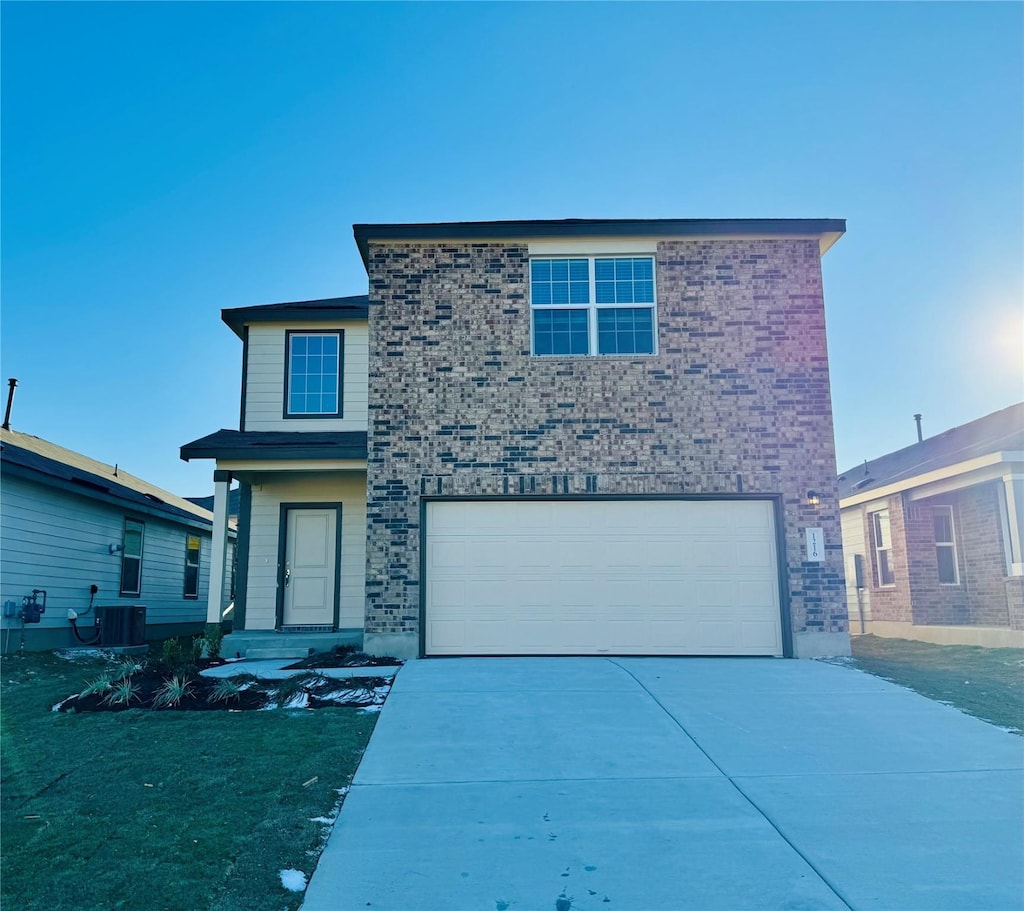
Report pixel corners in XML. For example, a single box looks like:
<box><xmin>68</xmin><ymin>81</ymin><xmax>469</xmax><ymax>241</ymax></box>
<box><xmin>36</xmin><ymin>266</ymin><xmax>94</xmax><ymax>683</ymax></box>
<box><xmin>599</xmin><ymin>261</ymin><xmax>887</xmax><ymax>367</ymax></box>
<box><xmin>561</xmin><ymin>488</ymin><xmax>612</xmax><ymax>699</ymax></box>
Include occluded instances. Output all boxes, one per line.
<box><xmin>245</xmin><ymin>647</ymin><xmax>313</xmax><ymax>660</ymax></box>
<box><xmin>221</xmin><ymin>629</ymin><xmax>363</xmax><ymax>659</ymax></box>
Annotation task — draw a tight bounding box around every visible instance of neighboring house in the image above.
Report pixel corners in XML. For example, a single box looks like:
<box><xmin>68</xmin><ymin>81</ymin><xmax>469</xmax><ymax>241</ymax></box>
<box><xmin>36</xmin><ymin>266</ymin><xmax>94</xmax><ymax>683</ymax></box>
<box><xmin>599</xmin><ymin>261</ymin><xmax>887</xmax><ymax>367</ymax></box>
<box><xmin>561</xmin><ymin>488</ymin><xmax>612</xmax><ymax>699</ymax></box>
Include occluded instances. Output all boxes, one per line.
<box><xmin>182</xmin><ymin>217</ymin><xmax>850</xmax><ymax>660</ymax></box>
<box><xmin>186</xmin><ymin>487</ymin><xmax>242</xmax><ymax>522</ymax></box>
<box><xmin>0</xmin><ymin>428</ymin><xmax>234</xmax><ymax>652</ymax></box>
<box><xmin>838</xmin><ymin>403</ymin><xmax>1024</xmax><ymax>647</ymax></box>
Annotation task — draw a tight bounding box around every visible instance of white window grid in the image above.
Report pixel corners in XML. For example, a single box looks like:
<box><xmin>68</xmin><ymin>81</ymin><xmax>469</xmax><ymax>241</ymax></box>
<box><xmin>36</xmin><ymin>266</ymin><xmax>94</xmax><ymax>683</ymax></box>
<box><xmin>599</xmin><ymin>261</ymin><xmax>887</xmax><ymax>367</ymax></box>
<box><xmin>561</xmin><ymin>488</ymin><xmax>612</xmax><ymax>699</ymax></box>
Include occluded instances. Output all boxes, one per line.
<box><xmin>870</xmin><ymin>509</ymin><xmax>895</xmax><ymax>588</ymax></box>
<box><xmin>529</xmin><ymin>256</ymin><xmax>658</xmax><ymax>356</ymax></box>
<box><xmin>933</xmin><ymin>504</ymin><xmax>960</xmax><ymax>585</ymax></box>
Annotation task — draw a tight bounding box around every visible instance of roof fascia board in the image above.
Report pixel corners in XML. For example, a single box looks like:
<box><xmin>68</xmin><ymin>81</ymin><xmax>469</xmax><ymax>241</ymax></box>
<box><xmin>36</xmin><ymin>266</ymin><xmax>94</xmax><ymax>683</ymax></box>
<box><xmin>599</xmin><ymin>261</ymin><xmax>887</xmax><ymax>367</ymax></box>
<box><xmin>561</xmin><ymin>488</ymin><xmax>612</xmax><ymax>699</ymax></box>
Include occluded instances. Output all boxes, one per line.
<box><xmin>182</xmin><ymin>444</ymin><xmax>368</xmax><ymax>461</ymax></box>
<box><xmin>353</xmin><ymin>218</ymin><xmax>846</xmax><ymax>269</ymax></box>
<box><xmin>840</xmin><ymin>452</ymin><xmax>1023</xmax><ymax>508</ymax></box>
<box><xmin>905</xmin><ymin>461</ymin><xmax>1023</xmax><ymax>502</ymax></box>
<box><xmin>1</xmin><ymin>460</ymin><xmax>218</xmax><ymax>532</ymax></box>
<box><xmin>216</xmin><ymin>459</ymin><xmax>367</xmax><ymax>473</ymax></box>
<box><xmin>221</xmin><ymin>307</ymin><xmax>369</xmax><ymax>340</ymax></box>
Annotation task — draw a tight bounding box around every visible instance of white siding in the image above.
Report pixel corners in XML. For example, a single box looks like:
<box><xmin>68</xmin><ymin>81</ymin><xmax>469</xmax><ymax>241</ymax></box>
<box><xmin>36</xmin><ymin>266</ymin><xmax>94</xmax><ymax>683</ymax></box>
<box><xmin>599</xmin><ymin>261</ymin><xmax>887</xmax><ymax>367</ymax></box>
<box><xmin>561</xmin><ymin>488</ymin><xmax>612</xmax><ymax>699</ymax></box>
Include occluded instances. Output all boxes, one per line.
<box><xmin>0</xmin><ymin>475</ymin><xmax>222</xmax><ymax>634</ymax></box>
<box><xmin>243</xmin><ymin>473</ymin><xmax>366</xmax><ymax>631</ymax></box>
<box><xmin>243</xmin><ymin>321</ymin><xmax>368</xmax><ymax>432</ymax></box>
<box><xmin>840</xmin><ymin>507</ymin><xmax>871</xmax><ymax>624</ymax></box>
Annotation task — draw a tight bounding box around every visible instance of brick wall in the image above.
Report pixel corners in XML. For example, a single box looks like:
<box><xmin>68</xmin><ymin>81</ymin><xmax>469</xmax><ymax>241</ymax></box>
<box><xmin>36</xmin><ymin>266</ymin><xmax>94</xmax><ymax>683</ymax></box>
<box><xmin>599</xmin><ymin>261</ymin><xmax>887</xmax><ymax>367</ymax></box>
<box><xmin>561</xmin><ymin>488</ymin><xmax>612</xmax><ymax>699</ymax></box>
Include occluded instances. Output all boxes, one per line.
<box><xmin>904</xmin><ymin>497</ymin><xmax>971</xmax><ymax>625</ymax></box>
<box><xmin>364</xmin><ymin>238</ymin><xmax>847</xmax><ymax>652</ymax></box>
<box><xmin>861</xmin><ymin>496</ymin><xmax>913</xmax><ymax>623</ymax></box>
<box><xmin>860</xmin><ymin>484</ymin><xmax>1012</xmax><ymax>628</ymax></box>
<box><xmin>954</xmin><ymin>483</ymin><xmax>1012</xmax><ymax>626</ymax></box>
<box><xmin>1006</xmin><ymin>577</ymin><xmax>1024</xmax><ymax>630</ymax></box>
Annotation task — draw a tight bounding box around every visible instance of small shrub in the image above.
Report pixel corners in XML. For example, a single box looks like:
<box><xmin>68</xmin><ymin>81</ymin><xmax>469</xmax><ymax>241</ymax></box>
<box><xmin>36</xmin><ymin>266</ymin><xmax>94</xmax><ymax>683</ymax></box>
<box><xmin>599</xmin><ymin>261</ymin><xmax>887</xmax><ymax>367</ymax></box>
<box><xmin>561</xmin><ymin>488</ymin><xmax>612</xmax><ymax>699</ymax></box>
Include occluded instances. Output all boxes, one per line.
<box><xmin>208</xmin><ymin>672</ymin><xmax>261</xmax><ymax>704</ymax></box>
<box><xmin>80</xmin><ymin>674</ymin><xmax>115</xmax><ymax>697</ymax></box>
<box><xmin>101</xmin><ymin>679</ymin><xmax>138</xmax><ymax>707</ymax></box>
<box><xmin>112</xmin><ymin>658</ymin><xmax>143</xmax><ymax>680</ymax></box>
<box><xmin>160</xmin><ymin>637</ymin><xmax>182</xmax><ymax>667</ymax></box>
<box><xmin>152</xmin><ymin>676</ymin><xmax>193</xmax><ymax>709</ymax></box>
<box><xmin>155</xmin><ymin>636</ymin><xmax>201</xmax><ymax>678</ymax></box>
<box><xmin>203</xmin><ymin>624</ymin><xmax>224</xmax><ymax>659</ymax></box>
<box><xmin>272</xmin><ymin>671</ymin><xmax>327</xmax><ymax>708</ymax></box>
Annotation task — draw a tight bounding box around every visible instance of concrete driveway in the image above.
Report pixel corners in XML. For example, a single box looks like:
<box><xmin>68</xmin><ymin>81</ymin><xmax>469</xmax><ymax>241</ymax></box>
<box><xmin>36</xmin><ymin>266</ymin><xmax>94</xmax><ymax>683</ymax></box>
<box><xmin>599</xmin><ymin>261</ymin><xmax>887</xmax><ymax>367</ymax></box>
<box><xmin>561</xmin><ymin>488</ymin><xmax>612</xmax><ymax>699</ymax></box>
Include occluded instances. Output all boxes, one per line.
<box><xmin>301</xmin><ymin>658</ymin><xmax>1023</xmax><ymax>911</ymax></box>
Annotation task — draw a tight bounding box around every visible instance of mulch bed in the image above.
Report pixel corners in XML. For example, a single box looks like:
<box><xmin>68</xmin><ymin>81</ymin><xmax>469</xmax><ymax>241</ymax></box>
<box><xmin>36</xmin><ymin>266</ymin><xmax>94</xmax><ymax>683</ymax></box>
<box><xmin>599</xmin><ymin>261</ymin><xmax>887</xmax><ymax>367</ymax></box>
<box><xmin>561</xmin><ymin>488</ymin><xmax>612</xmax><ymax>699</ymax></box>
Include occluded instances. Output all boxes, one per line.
<box><xmin>54</xmin><ymin>657</ymin><xmax>394</xmax><ymax>714</ymax></box>
<box><xmin>284</xmin><ymin>646</ymin><xmax>401</xmax><ymax>670</ymax></box>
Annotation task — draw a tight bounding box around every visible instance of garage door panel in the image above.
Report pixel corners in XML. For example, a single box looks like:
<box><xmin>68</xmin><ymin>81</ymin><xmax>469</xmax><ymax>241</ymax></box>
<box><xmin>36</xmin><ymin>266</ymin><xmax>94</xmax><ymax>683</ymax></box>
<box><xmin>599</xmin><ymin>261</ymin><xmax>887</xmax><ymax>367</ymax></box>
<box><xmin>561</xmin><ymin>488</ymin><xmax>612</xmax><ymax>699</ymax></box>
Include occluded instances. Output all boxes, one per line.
<box><xmin>734</xmin><ymin>539</ymin><xmax>776</xmax><ymax>569</ymax></box>
<box><xmin>741</xmin><ymin>620</ymin><xmax>782</xmax><ymax>651</ymax></box>
<box><xmin>425</xmin><ymin>500</ymin><xmax>783</xmax><ymax>656</ymax></box>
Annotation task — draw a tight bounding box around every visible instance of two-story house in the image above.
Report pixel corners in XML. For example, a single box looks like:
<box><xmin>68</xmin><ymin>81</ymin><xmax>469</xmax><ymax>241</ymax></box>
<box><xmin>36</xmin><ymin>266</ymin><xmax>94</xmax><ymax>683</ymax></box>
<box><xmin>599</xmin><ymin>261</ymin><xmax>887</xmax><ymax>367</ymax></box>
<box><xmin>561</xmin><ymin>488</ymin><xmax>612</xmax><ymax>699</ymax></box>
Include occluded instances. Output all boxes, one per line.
<box><xmin>182</xmin><ymin>217</ymin><xmax>850</xmax><ymax>660</ymax></box>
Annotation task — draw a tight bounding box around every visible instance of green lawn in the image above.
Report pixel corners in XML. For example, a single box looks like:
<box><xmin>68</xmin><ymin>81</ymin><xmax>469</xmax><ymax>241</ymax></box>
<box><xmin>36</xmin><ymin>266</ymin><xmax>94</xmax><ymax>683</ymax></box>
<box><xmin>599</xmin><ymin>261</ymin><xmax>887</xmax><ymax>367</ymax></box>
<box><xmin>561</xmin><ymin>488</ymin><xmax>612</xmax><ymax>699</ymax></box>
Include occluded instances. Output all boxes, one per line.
<box><xmin>849</xmin><ymin>635</ymin><xmax>1024</xmax><ymax>733</ymax></box>
<box><xmin>1</xmin><ymin>650</ymin><xmax>378</xmax><ymax>911</ymax></box>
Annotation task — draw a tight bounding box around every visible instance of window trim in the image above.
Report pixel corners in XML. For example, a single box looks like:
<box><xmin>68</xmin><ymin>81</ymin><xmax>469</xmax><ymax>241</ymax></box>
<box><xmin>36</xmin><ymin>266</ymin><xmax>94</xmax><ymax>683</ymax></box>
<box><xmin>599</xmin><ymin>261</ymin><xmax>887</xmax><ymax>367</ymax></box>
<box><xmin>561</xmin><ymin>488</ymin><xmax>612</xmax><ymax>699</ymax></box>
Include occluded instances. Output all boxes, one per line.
<box><xmin>870</xmin><ymin>509</ymin><xmax>895</xmax><ymax>588</ymax></box>
<box><xmin>529</xmin><ymin>255</ymin><xmax>658</xmax><ymax>357</ymax></box>
<box><xmin>183</xmin><ymin>534</ymin><xmax>201</xmax><ymax>600</ymax></box>
<box><xmin>282</xmin><ymin>329</ymin><xmax>344</xmax><ymax>420</ymax></box>
<box><xmin>933</xmin><ymin>504</ymin><xmax>960</xmax><ymax>585</ymax></box>
<box><xmin>119</xmin><ymin>518</ymin><xmax>145</xmax><ymax>597</ymax></box>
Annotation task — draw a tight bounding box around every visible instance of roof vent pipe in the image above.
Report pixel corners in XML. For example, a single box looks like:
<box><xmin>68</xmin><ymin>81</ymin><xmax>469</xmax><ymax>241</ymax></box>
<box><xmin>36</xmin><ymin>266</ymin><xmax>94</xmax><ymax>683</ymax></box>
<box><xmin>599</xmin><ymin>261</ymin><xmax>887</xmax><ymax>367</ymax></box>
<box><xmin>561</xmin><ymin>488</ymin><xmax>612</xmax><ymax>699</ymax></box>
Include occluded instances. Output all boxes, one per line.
<box><xmin>2</xmin><ymin>378</ymin><xmax>17</xmax><ymax>431</ymax></box>
<box><xmin>914</xmin><ymin>413</ymin><xmax>923</xmax><ymax>443</ymax></box>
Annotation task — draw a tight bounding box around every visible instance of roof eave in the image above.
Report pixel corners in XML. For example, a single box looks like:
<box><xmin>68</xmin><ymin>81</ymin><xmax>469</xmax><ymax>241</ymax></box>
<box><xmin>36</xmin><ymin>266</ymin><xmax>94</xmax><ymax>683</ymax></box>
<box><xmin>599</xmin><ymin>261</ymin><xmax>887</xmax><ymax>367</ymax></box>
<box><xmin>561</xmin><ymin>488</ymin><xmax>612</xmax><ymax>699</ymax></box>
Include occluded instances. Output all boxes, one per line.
<box><xmin>352</xmin><ymin>217</ymin><xmax>847</xmax><ymax>270</ymax></box>
<box><xmin>839</xmin><ymin>451</ymin><xmax>1024</xmax><ymax>507</ymax></box>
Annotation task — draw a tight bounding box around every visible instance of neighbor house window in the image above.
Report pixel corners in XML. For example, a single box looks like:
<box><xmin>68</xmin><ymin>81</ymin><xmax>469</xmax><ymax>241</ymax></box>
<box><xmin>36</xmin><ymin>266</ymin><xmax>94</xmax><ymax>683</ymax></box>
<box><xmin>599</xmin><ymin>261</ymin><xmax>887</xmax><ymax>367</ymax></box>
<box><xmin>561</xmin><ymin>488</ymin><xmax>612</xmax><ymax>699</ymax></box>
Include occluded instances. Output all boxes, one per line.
<box><xmin>870</xmin><ymin>509</ymin><xmax>895</xmax><ymax>587</ymax></box>
<box><xmin>120</xmin><ymin>519</ymin><xmax>144</xmax><ymax>596</ymax></box>
<box><xmin>184</xmin><ymin>535</ymin><xmax>201</xmax><ymax>599</ymax></box>
<box><xmin>285</xmin><ymin>331</ymin><xmax>342</xmax><ymax>417</ymax></box>
<box><xmin>933</xmin><ymin>505</ymin><xmax>959</xmax><ymax>584</ymax></box>
<box><xmin>530</xmin><ymin>256</ymin><xmax>656</xmax><ymax>356</ymax></box>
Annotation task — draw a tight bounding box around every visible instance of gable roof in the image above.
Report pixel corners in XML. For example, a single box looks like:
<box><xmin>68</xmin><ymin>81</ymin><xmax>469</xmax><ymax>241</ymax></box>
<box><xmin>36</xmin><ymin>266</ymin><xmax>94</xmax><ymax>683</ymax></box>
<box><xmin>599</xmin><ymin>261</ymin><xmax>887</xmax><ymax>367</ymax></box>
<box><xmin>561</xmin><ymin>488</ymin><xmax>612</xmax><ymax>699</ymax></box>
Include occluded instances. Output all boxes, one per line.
<box><xmin>1</xmin><ymin>428</ymin><xmax>220</xmax><ymax>530</ymax></box>
<box><xmin>221</xmin><ymin>294</ymin><xmax>369</xmax><ymax>340</ymax></box>
<box><xmin>353</xmin><ymin>217</ymin><xmax>846</xmax><ymax>269</ymax></box>
<box><xmin>837</xmin><ymin>403</ymin><xmax>1024</xmax><ymax>501</ymax></box>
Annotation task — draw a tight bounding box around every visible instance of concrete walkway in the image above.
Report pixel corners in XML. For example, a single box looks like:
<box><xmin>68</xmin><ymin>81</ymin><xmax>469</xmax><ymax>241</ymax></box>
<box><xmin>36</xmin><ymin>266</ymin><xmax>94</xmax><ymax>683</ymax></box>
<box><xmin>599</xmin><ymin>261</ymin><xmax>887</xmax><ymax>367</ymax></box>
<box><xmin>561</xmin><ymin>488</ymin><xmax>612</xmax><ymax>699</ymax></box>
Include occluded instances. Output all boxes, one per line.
<box><xmin>301</xmin><ymin>658</ymin><xmax>1024</xmax><ymax>911</ymax></box>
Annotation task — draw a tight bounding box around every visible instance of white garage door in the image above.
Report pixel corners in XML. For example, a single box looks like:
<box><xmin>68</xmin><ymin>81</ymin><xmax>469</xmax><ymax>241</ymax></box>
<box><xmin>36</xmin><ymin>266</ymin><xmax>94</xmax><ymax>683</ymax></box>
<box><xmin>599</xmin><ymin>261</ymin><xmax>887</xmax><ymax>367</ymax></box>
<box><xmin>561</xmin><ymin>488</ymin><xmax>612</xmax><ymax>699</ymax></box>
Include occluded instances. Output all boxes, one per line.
<box><xmin>424</xmin><ymin>499</ymin><xmax>784</xmax><ymax>657</ymax></box>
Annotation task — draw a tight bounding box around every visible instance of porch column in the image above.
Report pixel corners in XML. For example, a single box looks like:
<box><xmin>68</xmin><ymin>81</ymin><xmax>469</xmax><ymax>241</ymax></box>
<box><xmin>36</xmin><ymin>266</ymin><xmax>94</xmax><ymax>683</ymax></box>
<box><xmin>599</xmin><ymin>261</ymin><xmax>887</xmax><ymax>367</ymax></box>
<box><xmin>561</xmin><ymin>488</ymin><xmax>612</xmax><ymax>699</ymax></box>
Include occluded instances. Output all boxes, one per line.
<box><xmin>207</xmin><ymin>469</ymin><xmax>232</xmax><ymax>625</ymax></box>
<box><xmin>1002</xmin><ymin>475</ymin><xmax>1023</xmax><ymax>576</ymax></box>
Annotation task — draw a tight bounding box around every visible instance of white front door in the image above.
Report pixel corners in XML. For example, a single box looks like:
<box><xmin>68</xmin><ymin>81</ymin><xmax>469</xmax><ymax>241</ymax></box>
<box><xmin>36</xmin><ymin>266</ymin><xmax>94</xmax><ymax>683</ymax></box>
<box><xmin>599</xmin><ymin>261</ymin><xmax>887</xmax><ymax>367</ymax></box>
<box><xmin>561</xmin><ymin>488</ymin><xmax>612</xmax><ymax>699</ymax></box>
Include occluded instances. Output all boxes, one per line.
<box><xmin>282</xmin><ymin>507</ymin><xmax>337</xmax><ymax>628</ymax></box>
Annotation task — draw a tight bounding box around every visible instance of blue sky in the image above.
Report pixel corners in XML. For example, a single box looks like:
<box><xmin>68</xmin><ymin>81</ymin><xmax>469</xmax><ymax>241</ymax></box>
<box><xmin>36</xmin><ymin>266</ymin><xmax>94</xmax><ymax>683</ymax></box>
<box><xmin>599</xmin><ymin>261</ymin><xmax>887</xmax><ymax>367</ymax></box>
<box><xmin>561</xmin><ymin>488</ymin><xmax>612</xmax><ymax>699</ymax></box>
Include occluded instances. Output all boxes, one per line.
<box><xmin>2</xmin><ymin>2</ymin><xmax>1021</xmax><ymax>496</ymax></box>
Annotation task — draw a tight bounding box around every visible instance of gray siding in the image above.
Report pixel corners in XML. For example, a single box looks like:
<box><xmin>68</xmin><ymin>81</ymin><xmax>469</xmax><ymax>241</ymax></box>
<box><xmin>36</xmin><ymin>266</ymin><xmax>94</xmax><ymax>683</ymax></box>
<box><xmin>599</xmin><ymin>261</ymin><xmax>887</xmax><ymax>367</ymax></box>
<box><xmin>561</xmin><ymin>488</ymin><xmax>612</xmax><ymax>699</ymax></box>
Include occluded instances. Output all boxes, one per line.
<box><xmin>1</xmin><ymin>474</ymin><xmax>225</xmax><ymax>648</ymax></box>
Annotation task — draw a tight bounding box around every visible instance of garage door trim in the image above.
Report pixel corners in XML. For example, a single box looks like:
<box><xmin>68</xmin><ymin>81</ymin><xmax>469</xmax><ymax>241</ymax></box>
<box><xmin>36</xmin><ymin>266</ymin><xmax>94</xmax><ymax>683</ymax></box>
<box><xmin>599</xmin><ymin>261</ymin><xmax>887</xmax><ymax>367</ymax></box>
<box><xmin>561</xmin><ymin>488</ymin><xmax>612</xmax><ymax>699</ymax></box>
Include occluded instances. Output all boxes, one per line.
<box><xmin>418</xmin><ymin>494</ymin><xmax>793</xmax><ymax>658</ymax></box>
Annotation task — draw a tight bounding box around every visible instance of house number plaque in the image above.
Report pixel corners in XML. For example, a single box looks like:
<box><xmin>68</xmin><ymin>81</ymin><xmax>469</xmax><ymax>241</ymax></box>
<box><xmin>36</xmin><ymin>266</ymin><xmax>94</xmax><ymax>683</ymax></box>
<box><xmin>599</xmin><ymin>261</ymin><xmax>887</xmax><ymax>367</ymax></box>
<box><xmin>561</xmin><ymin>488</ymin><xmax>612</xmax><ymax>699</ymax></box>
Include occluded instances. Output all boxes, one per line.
<box><xmin>805</xmin><ymin>527</ymin><xmax>825</xmax><ymax>562</ymax></box>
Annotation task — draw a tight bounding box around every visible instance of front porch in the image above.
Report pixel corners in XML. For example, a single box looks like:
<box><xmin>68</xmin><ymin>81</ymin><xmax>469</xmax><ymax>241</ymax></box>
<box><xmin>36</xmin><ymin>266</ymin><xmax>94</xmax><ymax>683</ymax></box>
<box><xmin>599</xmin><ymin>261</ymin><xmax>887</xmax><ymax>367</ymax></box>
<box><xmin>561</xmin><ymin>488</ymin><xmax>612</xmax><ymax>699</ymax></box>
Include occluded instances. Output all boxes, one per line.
<box><xmin>181</xmin><ymin>431</ymin><xmax>369</xmax><ymax>658</ymax></box>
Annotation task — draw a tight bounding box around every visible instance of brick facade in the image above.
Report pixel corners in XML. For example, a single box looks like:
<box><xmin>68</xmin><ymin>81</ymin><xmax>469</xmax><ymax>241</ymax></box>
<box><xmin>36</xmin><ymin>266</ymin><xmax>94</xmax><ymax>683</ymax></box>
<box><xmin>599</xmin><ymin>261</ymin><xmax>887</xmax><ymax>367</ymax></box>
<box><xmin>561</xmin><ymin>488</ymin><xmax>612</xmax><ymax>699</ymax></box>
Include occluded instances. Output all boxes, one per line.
<box><xmin>364</xmin><ymin>238</ymin><xmax>848</xmax><ymax>656</ymax></box>
<box><xmin>861</xmin><ymin>483</ymin><xmax>1014</xmax><ymax>628</ymax></box>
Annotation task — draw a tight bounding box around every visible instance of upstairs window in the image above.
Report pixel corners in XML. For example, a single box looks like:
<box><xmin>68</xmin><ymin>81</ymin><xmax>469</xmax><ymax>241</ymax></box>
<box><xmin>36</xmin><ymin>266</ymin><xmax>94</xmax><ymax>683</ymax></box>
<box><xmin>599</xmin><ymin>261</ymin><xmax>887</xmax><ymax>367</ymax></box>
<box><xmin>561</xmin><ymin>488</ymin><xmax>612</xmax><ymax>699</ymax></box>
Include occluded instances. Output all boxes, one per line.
<box><xmin>870</xmin><ymin>509</ymin><xmax>895</xmax><ymax>587</ymax></box>
<box><xmin>120</xmin><ymin>519</ymin><xmax>144</xmax><ymax>596</ymax></box>
<box><xmin>531</xmin><ymin>256</ymin><xmax>656</xmax><ymax>356</ymax></box>
<box><xmin>285</xmin><ymin>331</ymin><xmax>342</xmax><ymax>418</ymax></box>
<box><xmin>184</xmin><ymin>535</ymin><xmax>201</xmax><ymax>599</ymax></box>
<box><xmin>933</xmin><ymin>505</ymin><xmax>959</xmax><ymax>584</ymax></box>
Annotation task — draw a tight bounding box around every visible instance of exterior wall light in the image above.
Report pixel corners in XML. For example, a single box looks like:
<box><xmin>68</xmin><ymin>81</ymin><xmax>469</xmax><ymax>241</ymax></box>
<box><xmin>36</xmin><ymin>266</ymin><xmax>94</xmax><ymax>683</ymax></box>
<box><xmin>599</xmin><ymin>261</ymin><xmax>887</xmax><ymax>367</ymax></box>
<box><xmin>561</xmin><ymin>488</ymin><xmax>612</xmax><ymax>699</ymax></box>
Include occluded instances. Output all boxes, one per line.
<box><xmin>806</xmin><ymin>491</ymin><xmax>820</xmax><ymax>507</ymax></box>
<box><xmin>109</xmin><ymin>543</ymin><xmax>125</xmax><ymax>555</ymax></box>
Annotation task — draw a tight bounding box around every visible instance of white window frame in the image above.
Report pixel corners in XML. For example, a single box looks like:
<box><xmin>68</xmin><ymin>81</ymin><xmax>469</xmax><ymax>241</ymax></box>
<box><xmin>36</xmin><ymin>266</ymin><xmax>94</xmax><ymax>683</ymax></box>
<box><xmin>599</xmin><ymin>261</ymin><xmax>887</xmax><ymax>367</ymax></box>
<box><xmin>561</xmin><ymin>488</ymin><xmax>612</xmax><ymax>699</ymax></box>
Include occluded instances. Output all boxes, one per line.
<box><xmin>529</xmin><ymin>255</ymin><xmax>658</xmax><ymax>357</ymax></box>
<box><xmin>284</xmin><ymin>330</ymin><xmax>343</xmax><ymax>418</ymax></box>
<box><xmin>933</xmin><ymin>504</ymin><xmax>960</xmax><ymax>585</ymax></box>
<box><xmin>184</xmin><ymin>535</ymin><xmax>201</xmax><ymax>600</ymax></box>
<box><xmin>870</xmin><ymin>509</ymin><xmax>895</xmax><ymax>588</ymax></box>
<box><xmin>120</xmin><ymin>519</ymin><xmax>145</xmax><ymax>597</ymax></box>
